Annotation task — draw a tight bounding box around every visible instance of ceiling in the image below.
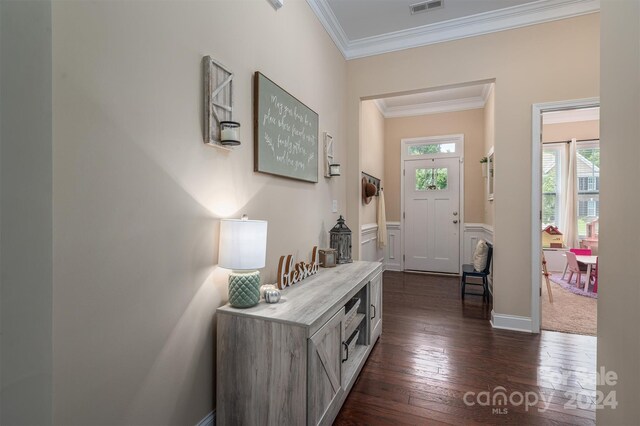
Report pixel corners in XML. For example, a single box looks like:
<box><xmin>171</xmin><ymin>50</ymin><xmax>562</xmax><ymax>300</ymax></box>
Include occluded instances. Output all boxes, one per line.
<box><xmin>374</xmin><ymin>82</ymin><xmax>493</xmax><ymax>118</ymax></box>
<box><xmin>305</xmin><ymin>0</ymin><xmax>600</xmax><ymax>59</ymax></box>
<box><xmin>327</xmin><ymin>0</ymin><xmax>536</xmax><ymax>40</ymax></box>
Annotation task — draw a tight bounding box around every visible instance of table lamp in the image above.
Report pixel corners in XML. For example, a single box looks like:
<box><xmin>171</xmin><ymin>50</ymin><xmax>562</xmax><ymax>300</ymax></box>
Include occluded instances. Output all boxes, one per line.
<box><xmin>218</xmin><ymin>215</ymin><xmax>268</xmax><ymax>308</ymax></box>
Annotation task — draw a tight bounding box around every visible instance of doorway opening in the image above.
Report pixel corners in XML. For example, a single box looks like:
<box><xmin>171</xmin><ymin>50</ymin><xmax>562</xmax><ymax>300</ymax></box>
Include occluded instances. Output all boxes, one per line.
<box><xmin>358</xmin><ymin>80</ymin><xmax>494</xmax><ymax>278</ymax></box>
<box><xmin>402</xmin><ymin>135</ymin><xmax>463</xmax><ymax>274</ymax></box>
<box><xmin>532</xmin><ymin>98</ymin><xmax>599</xmax><ymax>335</ymax></box>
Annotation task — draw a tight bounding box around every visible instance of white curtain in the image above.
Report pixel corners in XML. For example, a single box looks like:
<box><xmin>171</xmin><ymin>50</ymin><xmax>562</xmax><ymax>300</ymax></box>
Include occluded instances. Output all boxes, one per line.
<box><xmin>561</xmin><ymin>138</ymin><xmax>579</xmax><ymax>248</ymax></box>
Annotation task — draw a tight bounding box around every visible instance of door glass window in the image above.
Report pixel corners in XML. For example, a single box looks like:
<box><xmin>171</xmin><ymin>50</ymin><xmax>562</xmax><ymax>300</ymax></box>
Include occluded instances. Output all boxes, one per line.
<box><xmin>416</xmin><ymin>168</ymin><xmax>448</xmax><ymax>190</ymax></box>
<box><xmin>408</xmin><ymin>143</ymin><xmax>456</xmax><ymax>155</ymax></box>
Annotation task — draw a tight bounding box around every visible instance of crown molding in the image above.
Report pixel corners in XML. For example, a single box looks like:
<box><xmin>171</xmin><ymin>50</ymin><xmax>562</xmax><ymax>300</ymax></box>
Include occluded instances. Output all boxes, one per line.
<box><xmin>307</xmin><ymin>0</ymin><xmax>600</xmax><ymax>60</ymax></box>
<box><xmin>305</xmin><ymin>0</ymin><xmax>350</xmax><ymax>55</ymax></box>
<box><xmin>376</xmin><ymin>96</ymin><xmax>486</xmax><ymax>118</ymax></box>
<box><xmin>373</xmin><ymin>99</ymin><xmax>387</xmax><ymax>115</ymax></box>
<box><xmin>481</xmin><ymin>83</ymin><xmax>494</xmax><ymax>103</ymax></box>
<box><xmin>542</xmin><ymin>107</ymin><xmax>600</xmax><ymax>124</ymax></box>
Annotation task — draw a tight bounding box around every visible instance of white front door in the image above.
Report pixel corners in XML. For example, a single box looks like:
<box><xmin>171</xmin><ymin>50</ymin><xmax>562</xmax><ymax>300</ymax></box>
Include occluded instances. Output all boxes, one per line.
<box><xmin>404</xmin><ymin>157</ymin><xmax>460</xmax><ymax>273</ymax></box>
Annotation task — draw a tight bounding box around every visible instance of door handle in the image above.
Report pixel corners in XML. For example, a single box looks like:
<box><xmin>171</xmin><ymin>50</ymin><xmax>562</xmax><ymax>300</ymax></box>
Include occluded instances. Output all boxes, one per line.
<box><xmin>453</xmin><ymin>220</ymin><xmax>458</xmax><ymax>224</ymax></box>
<box><xmin>342</xmin><ymin>342</ymin><xmax>349</xmax><ymax>363</ymax></box>
<box><xmin>371</xmin><ymin>304</ymin><xmax>376</xmax><ymax>320</ymax></box>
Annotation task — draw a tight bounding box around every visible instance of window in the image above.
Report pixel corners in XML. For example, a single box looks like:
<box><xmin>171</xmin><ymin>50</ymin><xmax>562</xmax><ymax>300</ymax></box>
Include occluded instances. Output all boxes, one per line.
<box><xmin>578</xmin><ymin>200</ymin><xmax>588</xmax><ymax>217</ymax></box>
<box><xmin>408</xmin><ymin>142</ymin><xmax>456</xmax><ymax>156</ymax></box>
<box><xmin>542</xmin><ymin>141</ymin><xmax>600</xmax><ymax>238</ymax></box>
<box><xmin>416</xmin><ymin>168</ymin><xmax>448</xmax><ymax>190</ymax></box>
<box><xmin>578</xmin><ymin>176</ymin><xmax>599</xmax><ymax>191</ymax></box>
<box><xmin>577</xmin><ymin>143</ymin><xmax>599</xmax><ymax>237</ymax></box>
<box><xmin>542</xmin><ymin>146</ymin><xmax>562</xmax><ymax>227</ymax></box>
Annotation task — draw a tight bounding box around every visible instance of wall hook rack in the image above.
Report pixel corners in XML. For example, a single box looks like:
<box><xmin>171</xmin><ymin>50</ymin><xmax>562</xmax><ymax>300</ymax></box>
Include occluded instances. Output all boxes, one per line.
<box><xmin>361</xmin><ymin>172</ymin><xmax>382</xmax><ymax>196</ymax></box>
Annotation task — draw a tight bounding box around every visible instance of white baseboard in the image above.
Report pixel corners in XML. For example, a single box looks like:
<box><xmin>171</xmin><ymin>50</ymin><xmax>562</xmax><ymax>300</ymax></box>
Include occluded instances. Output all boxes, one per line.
<box><xmin>490</xmin><ymin>310</ymin><xmax>532</xmax><ymax>333</ymax></box>
<box><xmin>196</xmin><ymin>410</ymin><xmax>215</xmax><ymax>426</ymax></box>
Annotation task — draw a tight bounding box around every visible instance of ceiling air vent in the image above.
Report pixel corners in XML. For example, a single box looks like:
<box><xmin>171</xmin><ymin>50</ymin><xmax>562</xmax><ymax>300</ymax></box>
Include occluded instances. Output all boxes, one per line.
<box><xmin>410</xmin><ymin>0</ymin><xmax>443</xmax><ymax>15</ymax></box>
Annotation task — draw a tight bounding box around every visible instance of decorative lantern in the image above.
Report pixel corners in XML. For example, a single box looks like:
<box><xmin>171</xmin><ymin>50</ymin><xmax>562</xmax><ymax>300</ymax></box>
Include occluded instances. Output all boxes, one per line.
<box><xmin>330</xmin><ymin>215</ymin><xmax>352</xmax><ymax>264</ymax></box>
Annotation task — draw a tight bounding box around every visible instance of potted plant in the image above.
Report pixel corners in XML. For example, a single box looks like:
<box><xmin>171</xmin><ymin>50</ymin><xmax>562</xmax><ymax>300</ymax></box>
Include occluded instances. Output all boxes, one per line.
<box><xmin>480</xmin><ymin>157</ymin><xmax>488</xmax><ymax>177</ymax></box>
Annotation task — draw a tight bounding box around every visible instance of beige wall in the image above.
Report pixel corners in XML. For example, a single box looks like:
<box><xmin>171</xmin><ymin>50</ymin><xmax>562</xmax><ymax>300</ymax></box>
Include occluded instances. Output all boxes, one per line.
<box><xmin>598</xmin><ymin>1</ymin><xmax>639</xmax><ymax>423</ymax></box>
<box><xmin>360</xmin><ymin>100</ymin><xmax>385</xmax><ymax>225</ymax></box>
<box><xmin>483</xmin><ymin>85</ymin><xmax>495</xmax><ymax>226</ymax></box>
<box><xmin>52</xmin><ymin>1</ymin><xmax>346</xmax><ymax>424</ymax></box>
<box><xmin>383</xmin><ymin>108</ymin><xmax>485</xmax><ymax>223</ymax></box>
<box><xmin>347</xmin><ymin>14</ymin><xmax>599</xmax><ymax>317</ymax></box>
<box><xmin>542</xmin><ymin>119</ymin><xmax>599</xmax><ymax>142</ymax></box>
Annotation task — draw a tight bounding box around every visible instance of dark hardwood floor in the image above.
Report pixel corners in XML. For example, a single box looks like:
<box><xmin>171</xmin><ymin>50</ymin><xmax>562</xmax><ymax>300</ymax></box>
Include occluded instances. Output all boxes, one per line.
<box><xmin>335</xmin><ymin>271</ymin><xmax>597</xmax><ymax>425</ymax></box>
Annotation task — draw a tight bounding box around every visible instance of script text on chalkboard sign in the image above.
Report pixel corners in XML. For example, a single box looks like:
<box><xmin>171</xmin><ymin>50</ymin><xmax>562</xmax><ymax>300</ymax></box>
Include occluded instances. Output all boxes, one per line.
<box><xmin>254</xmin><ymin>72</ymin><xmax>319</xmax><ymax>183</ymax></box>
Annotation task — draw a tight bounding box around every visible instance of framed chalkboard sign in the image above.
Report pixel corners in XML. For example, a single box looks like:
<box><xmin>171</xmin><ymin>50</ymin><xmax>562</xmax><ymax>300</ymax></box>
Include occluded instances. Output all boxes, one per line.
<box><xmin>254</xmin><ymin>72</ymin><xmax>319</xmax><ymax>183</ymax></box>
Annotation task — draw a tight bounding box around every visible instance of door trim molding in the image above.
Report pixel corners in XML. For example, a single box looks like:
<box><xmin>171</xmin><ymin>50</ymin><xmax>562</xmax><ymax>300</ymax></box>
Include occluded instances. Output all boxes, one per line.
<box><xmin>531</xmin><ymin>98</ymin><xmax>599</xmax><ymax>333</ymax></box>
<box><xmin>401</xmin><ymin>134</ymin><xmax>464</xmax><ymax>274</ymax></box>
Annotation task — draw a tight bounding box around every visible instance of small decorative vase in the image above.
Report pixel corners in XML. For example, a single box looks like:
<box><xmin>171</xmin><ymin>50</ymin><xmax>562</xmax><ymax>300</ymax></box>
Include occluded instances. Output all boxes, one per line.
<box><xmin>228</xmin><ymin>271</ymin><xmax>260</xmax><ymax>308</ymax></box>
<box><xmin>264</xmin><ymin>287</ymin><xmax>281</xmax><ymax>304</ymax></box>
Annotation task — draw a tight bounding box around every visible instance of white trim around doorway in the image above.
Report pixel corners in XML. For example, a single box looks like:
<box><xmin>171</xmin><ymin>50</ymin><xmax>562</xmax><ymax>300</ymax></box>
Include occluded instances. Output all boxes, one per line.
<box><xmin>531</xmin><ymin>98</ymin><xmax>599</xmax><ymax>334</ymax></box>
<box><xmin>401</xmin><ymin>134</ymin><xmax>465</xmax><ymax>274</ymax></box>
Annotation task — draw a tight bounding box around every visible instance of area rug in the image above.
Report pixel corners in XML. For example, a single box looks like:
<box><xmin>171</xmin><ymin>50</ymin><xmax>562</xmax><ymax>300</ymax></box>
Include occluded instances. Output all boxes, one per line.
<box><xmin>542</xmin><ymin>277</ymin><xmax>597</xmax><ymax>336</ymax></box>
<box><xmin>548</xmin><ymin>272</ymin><xmax>598</xmax><ymax>299</ymax></box>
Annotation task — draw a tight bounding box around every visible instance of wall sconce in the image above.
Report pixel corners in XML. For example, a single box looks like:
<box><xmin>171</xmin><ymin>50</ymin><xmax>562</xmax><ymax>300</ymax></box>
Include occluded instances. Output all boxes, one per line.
<box><xmin>268</xmin><ymin>0</ymin><xmax>284</xmax><ymax>10</ymax></box>
<box><xmin>203</xmin><ymin>56</ymin><xmax>241</xmax><ymax>150</ymax></box>
<box><xmin>324</xmin><ymin>132</ymin><xmax>341</xmax><ymax>177</ymax></box>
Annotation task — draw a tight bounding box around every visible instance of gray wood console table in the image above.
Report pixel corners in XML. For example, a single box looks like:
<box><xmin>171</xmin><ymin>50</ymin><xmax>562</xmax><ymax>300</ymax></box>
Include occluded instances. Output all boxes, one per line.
<box><xmin>216</xmin><ymin>261</ymin><xmax>383</xmax><ymax>426</ymax></box>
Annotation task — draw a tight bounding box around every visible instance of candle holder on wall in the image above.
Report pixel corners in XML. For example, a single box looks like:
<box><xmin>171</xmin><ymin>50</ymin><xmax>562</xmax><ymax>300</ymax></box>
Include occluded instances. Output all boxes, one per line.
<box><xmin>324</xmin><ymin>132</ymin><xmax>340</xmax><ymax>177</ymax></box>
<box><xmin>220</xmin><ymin>121</ymin><xmax>240</xmax><ymax>146</ymax></box>
<box><xmin>203</xmin><ymin>56</ymin><xmax>240</xmax><ymax>149</ymax></box>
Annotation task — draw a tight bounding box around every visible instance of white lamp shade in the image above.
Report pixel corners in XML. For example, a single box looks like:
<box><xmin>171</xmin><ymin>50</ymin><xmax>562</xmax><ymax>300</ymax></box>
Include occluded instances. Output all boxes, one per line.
<box><xmin>218</xmin><ymin>218</ymin><xmax>268</xmax><ymax>270</ymax></box>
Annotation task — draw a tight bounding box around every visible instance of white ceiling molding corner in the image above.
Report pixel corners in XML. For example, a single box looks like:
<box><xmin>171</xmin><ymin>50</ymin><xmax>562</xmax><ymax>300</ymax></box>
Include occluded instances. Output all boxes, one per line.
<box><xmin>305</xmin><ymin>0</ymin><xmax>350</xmax><ymax>57</ymax></box>
<box><xmin>373</xmin><ymin>99</ymin><xmax>387</xmax><ymax>116</ymax></box>
<box><xmin>481</xmin><ymin>83</ymin><xmax>494</xmax><ymax>103</ymax></box>
<box><xmin>307</xmin><ymin>0</ymin><xmax>600</xmax><ymax>60</ymax></box>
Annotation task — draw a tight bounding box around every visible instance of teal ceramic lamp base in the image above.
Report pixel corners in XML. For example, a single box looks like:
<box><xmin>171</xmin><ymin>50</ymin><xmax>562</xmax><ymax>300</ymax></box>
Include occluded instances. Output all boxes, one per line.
<box><xmin>228</xmin><ymin>271</ymin><xmax>261</xmax><ymax>308</ymax></box>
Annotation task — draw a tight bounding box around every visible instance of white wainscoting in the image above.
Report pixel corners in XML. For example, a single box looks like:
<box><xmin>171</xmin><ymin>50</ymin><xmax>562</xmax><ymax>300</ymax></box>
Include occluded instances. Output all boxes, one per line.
<box><xmin>463</xmin><ymin>223</ymin><xmax>494</xmax><ymax>264</ymax></box>
<box><xmin>371</xmin><ymin>222</ymin><xmax>492</xmax><ymax>273</ymax></box>
<box><xmin>463</xmin><ymin>223</ymin><xmax>494</xmax><ymax>293</ymax></box>
<box><xmin>360</xmin><ymin>223</ymin><xmax>385</xmax><ymax>264</ymax></box>
<box><xmin>385</xmin><ymin>222</ymin><xmax>402</xmax><ymax>271</ymax></box>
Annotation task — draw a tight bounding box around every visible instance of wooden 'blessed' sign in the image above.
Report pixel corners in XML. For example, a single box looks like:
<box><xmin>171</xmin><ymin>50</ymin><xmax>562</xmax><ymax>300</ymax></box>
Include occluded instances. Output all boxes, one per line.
<box><xmin>254</xmin><ymin>72</ymin><xmax>319</xmax><ymax>183</ymax></box>
<box><xmin>277</xmin><ymin>246</ymin><xmax>319</xmax><ymax>290</ymax></box>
